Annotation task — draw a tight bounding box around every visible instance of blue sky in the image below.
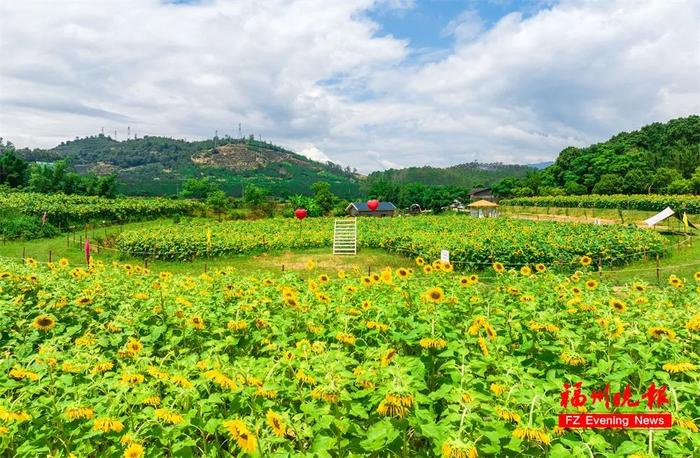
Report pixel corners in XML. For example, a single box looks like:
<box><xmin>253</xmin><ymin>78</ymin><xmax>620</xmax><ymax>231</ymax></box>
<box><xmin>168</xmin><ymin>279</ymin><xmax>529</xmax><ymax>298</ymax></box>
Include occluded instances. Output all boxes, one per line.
<box><xmin>367</xmin><ymin>1</ymin><xmax>554</xmax><ymax>53</ymax></box>
<box><xmin>1</xmin><ymin>0</ymin><xmax>698</xmax><ymax>171</ymax></box>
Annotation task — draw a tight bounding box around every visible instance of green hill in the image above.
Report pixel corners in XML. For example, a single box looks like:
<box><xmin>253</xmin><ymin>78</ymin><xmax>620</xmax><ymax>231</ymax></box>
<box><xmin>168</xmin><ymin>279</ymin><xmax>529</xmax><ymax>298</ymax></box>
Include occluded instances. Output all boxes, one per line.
<box><xmin>366</xmin><ymin>161</ymin><xmax>534</xmax><ymax>189</ymax></box>
<box><xmin>494</xmin><ymin>115</ymin><xmax>700</xmax><ymax>196</ymax></box>
<box><xmin>18</xmin><ymin>135</ymin><xmax>360</xmax><ymax>198</ymax></box>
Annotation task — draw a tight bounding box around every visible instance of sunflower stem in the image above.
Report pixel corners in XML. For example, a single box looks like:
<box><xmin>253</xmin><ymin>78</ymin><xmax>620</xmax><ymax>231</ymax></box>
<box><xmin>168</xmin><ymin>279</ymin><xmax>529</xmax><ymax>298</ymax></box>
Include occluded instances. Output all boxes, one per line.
<box><xmin>528</xmin><ymin>394</ymin><xmax>539</xmax><ymax>428</ymax></box>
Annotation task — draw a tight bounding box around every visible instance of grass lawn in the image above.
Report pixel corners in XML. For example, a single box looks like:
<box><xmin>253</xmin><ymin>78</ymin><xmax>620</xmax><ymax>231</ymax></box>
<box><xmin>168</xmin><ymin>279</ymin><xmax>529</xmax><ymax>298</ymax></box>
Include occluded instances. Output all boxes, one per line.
<box><xmin>600</xmin><ymin>233</ymin><xmax>700</xmax><ymax>284</ymax></box>
<box><xmin>1</xmin><ymin>218</ymin><xmax>697</xmax><ymax>283</ymax></box>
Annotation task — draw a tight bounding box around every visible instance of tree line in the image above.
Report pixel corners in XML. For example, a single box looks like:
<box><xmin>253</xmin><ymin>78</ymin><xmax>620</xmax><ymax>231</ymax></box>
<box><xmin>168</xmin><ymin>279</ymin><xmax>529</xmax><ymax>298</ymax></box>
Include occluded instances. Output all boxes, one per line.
<box><xmin>0</xmin><ymin>139</ymin><xmax>117</xmax><ymax>197</ymax></box>
<box><xmin>492</xmin><ymin>116</ymin><xmax>700</xmax><ymax>197</ymax></box>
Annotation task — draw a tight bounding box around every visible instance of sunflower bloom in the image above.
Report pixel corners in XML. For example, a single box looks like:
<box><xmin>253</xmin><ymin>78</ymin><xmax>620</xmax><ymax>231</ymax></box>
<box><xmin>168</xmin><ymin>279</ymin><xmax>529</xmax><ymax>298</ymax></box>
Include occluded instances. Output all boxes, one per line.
<box><xmin>425</xmin><ymin>287</ymin><xmax>445</xmax><ymax>303</ymax></box>
<box><xmin>673</xmin><ymin>417</ymin><xmax>698</xmax><ymax>432</ymax></box>
<box><xmin>32</xmin><ymin>315</ymin><xmax>56</xmax><ymax>331</ymax></box>
<box><xmin>223</xmin><ymin>419</ymin><xmax>257</xmax><ymax>453</ymax></box>
<box><xmin>648</xmin><ymin>327</ymin><xmax>675</xmax><ymax>340</ymax></box>
<box><xmin>513</xmin><ymin>426</ymin><xmax>550</xmax><ymax>444</ymax></box>
<box><xmin>442</xmin><ymin>439</ymin><xmax>478</xmax><ymax>458</ymax></box>
<box><xmin>266</xmin><ymin>410</ymin><xmax>288</xmax><ymax>437</ymax></box>
<box><xmin>381</xmin><ymin>348</ymin><xmax>397</xmax><ymax>367</ymax></box>
<box><xmin>662</xmin><ymin>362</ymin><xmax>696</xmax><ymax>373</ymax></box>
<box><xmin>154</xmin><ymin>408</ymin><xmax>184</xmax><ymax>425</ymax></box>
<box><xmin>65</xmin><ymin>407</ymin><xmax>94</xmax><ymax>420</ymax></box>
<box><xmin>93</xmin><ymin>418</ymin><xmax>124</xmax><ymax>433</ymax></box>
<box><xmin>123</xmin><ymin>443</ymin><xmax>144</xmax><ymax>458</ymax></box>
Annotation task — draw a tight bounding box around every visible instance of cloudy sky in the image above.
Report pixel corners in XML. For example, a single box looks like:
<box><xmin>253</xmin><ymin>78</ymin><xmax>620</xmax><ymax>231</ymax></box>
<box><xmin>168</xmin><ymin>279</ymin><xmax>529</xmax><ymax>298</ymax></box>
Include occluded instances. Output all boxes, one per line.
<box><xmin>0</xmin><ymin>0</ymin><xmax>698</xmax><ymax>172</ymax></box>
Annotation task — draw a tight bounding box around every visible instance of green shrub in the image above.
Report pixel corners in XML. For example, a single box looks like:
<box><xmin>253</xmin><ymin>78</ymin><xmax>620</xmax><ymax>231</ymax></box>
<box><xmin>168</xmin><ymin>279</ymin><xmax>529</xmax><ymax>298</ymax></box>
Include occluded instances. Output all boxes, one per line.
<box><xmin>0</xmin><ymin>214</ymin><xmax>59</xmax><ymax>240</ymax></box>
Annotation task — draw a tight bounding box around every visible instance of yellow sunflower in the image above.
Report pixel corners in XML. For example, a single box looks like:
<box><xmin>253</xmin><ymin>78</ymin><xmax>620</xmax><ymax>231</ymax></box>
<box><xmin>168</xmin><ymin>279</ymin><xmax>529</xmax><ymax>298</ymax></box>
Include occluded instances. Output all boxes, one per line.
<box><xmin>425</xmin><ymin>287</ymin><xmax>445</xmax><ymax>303</ymax></box>
<box><xmin>32</xmin><ymin>315</ymin><xmax>56</xmax><ymax>331</ymax></box>
<box><xmin>266</xmin><ymin>410</ymin><xmax>288</xmax><ymax>437</ymax></box>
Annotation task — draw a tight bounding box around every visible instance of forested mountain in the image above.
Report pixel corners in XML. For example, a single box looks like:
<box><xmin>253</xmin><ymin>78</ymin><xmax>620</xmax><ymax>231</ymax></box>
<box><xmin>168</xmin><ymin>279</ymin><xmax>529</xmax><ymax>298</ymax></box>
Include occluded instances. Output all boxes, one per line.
<box><xmin>366</xmin><ymin>162</ymin><xmax>534</xmax><ymax>189</ymax></box>
<box><xmin>17</xmin><ymin>135</ymin><xmax>360</xmax><ymax>198</ymax></box>
<box><xmin>493</xmin><ymin>115</ymin><xmax>700</xmax><ymax>197</ymax></box>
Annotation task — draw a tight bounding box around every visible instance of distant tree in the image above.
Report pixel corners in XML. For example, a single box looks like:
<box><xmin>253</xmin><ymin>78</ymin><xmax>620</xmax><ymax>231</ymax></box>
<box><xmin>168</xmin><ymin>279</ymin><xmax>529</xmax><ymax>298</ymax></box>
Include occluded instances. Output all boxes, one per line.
<box><xmin>512</xmin><ymin>187</ymin><xmax>535</xmax><ymax>197</ymax></box>
<box><xmin>206</xmin><ymin>190</ymin><xmax>229</xmax><ymax>219</ymax></box>
<box><xmin>243</xmin><ymin>184</ymin><xmax>268</xmax><ymax>209</ymax></box>
<box><xmin>0</xmin><ymin>140</ymin><xmax>28</xmax><ymax>187</ymax></box>
<box><xmin>289</xmin><ymin>194</ymin><xmax>320</xmax><ymax>216</ymax></box>
<box><xmin>690</xmin><ymin>167</ymin><xmax>700</xmax><ymax>194</ymax></box>
<box><xmin>539</xmin><ymin>186</ymin><xmax>565</xmax><ymax>196</ymax></box>
<box><xmin>651</xmin><ymin>168</ymin><xmax>683</xmax><ymax>193</ymax></box>
<box><xmin>180</xmin><ymin>177</ymin><xmax>218</xmax><ymax>199</ymax></box>
<box><xmin>665</xmin><ymin>179</ymin><xmax>692</xmax><ymax>195</ymax></box>
<box><xmin>592</xmin><ymin>174</ymin><xmax>624</xmax><ymax>195</ymax></box>
<box><xmin>311</xmin><ymin>181</ymin><xmax>335</xmax><ymax>215</ymax></box>
<box><xmin>564</xmin><ymin>181</ymin><xmax>587</xmax><ymax>195</ymax></box>
<box><xmin>622</xmin><ymin>169</ymin><xmax>651</xmax><ymax>194</ymax></box>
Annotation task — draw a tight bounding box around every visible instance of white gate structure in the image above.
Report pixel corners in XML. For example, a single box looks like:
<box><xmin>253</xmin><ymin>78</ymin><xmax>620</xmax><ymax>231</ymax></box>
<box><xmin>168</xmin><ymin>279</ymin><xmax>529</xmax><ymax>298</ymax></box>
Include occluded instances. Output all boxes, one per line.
<box><xmin>333</xmin><ymin>218</ymin><xmax>357</xmax><ymax>255</ymax></box>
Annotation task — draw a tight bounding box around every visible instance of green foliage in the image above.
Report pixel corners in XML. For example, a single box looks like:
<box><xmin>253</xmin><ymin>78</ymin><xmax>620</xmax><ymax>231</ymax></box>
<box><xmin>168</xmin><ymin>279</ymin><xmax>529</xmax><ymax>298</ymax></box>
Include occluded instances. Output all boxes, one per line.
<box><xmin>0</xmin><ymin>140</ymin><xmax>29</xmax><ymax>188</ymax></box>
<box><xmin>27</xmin><ymin>160</ymin><xmax>116</xmax><ymax>197</ymax></box>
<box><xmin>502</xmin><ymin>194</ymin><xmax>700</xmax><ymax>213</ymax></box>
<box><xmin>494</xmin><ymin>116</ymin><xmax>700</xmax><ymax>197</ymax></box>
<box><xmin>365</xmin><ymin>180</ymin><xmax>471</xmax><ymax>211</ymax></box>
<box><xmin>366</xmin><ymin>161</ymin><xmax>533</xmax><ymax>188</ymax></box>
<box><xmin>592</xmin><ymin>174</ymin><xmax>624</xmax><ymax>195</ymax></box>
<box><xmin>0</xmin><ymin>213</ymin><xmax>59</xmax><ymax>240</ymax></box>
<box><xmin>311</xmin><ymin>181</ymin><xmax>336</xmax><ymax>215</ymax></box>
<box><xmin>205</xmin><ymin>190</ymin><xmax>229</xmax><ymax>216</ymax></box>
<box><xmin>179</xmin><ymin>177</ymin><xmax>219</xmax><ymax>199</ymax></box>
<box><xmin>0</xmin><ymin>192</ymin><xmax>200</xmax><ymax>229</ymax></box>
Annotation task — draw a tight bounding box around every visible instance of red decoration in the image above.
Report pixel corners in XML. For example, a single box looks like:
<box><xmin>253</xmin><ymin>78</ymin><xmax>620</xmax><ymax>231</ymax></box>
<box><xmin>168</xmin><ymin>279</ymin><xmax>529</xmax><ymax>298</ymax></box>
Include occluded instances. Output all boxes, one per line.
<box><xmin>367</xmin><ymin>199</ymin><xmax>379</xmax><ymax>211</ymax></box>
<box><xmin>294</xmin><ymin>208</ymin><xmax>308</xmax><ymax>220</ymax></box>
<box><xmin>84</xmin><ymin>237</ymin><xmax>91</xmax><ymax>266</ymax></box>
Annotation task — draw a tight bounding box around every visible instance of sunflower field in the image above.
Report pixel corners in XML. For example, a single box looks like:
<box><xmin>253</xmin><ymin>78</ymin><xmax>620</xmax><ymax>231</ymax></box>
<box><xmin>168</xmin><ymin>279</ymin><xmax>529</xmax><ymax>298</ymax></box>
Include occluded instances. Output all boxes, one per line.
<box><xmin>0</xmin><ymin>193</ymin><xmax>200</xmax><ymax>228</ymax></box>
<box><xmin>501</xmin><ymin>195</ymin><xmax>700</xmax><ymax>214</ymax></box>
<box><xmin>116</xmin><ymin>216</ymin><xmax>665</xmax><ymax>269</ymax></box>
<box><xmin>0</xmin><ymin>258</ymin><xmax>698</xmax><ymax>457</ymax></box>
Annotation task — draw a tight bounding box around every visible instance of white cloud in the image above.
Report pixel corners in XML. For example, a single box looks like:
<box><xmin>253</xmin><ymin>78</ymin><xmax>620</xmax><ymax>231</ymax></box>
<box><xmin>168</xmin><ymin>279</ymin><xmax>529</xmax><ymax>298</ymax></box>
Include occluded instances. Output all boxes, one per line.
<box><xmin>0</xmin><ymin>0</ymin><xmax>698</xmax><ymax>173</ymax></box>
<box><xmin>298</xmin><ymin>145</ymin><xmax>334</xmax><ymax>164</ymax></box>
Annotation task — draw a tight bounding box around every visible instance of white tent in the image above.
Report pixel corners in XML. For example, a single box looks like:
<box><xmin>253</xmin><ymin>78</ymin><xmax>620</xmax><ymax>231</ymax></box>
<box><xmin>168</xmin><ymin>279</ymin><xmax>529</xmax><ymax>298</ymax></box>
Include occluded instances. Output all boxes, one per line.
<box><xmin>643</xmin><ymin>207</ymin><xmax>675</xmax><ymax>227</ymax></box>
<box><xmin>643</xmin><ymin>207</ymin><xmax>697</xmax><ymax>230</ymax></box>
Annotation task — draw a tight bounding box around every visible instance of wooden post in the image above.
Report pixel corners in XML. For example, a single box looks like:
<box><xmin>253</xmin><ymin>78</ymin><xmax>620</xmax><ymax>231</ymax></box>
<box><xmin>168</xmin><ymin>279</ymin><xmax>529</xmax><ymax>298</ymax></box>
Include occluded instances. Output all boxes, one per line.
<box><xmin>655</xmin><ymin>254</ymin><xmax>660</xmax><ymax>285</ymax></box>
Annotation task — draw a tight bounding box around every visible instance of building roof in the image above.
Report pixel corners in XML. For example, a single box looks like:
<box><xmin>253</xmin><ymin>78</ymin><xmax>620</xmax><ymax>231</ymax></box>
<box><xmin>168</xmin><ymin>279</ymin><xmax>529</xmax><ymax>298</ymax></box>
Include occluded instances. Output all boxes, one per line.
<box><xmin>467</xmin><ymin>199</ymin><xmax>499</xmax><ymax>207</ymax></box>
<box><xmin>347</xmin><ymin>201</ymin><xmax>397</xmax><ymax>211</ymax></box>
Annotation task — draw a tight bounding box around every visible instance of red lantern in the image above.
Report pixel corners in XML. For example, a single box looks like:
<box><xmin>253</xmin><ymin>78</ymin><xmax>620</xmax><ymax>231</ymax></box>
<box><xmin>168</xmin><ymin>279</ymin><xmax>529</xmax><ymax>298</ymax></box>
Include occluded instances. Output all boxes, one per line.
<box><xmin>367</xmin><ymin>199</ymin><xmax>379</xmax><ymax>212</ymax></box>
<box><xmin>295</xmin><ymin>208</ymin><xmax>308</xmax><ymax>220</ymax></box>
